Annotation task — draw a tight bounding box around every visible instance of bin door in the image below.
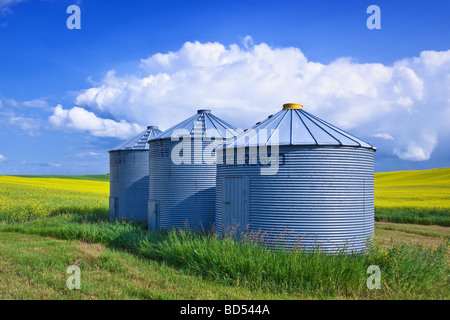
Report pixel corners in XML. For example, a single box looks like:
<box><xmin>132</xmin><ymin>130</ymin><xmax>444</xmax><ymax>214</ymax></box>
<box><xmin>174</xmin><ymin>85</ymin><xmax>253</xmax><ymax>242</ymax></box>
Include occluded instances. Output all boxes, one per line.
<box><xmin>148</xmin><ymin>200</ymin><xmax>160</xmax><ymax>230</ymax></box>
<box><xmin>222</xmin><ymin>176</ymin><xmax>249</xmax><ymax>235</ymax></box>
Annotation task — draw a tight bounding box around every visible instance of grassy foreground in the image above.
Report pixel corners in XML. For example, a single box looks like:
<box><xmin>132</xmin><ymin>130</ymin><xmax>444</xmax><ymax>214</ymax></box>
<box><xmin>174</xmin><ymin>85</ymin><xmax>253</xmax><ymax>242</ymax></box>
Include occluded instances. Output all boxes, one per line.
<box><xmin>0</xmin><ymin>231</ymin><xmax>292</xmax><ymax>299</ymax></box>
<box><xmin>0</xmin><ymin>172</ymin><xmax>449</xmax><ymax>299</ymax></box>
<box><xmin>0</xmin><ymin>213</ymin><xmax>448</xmax><ymax>299</ymax></box>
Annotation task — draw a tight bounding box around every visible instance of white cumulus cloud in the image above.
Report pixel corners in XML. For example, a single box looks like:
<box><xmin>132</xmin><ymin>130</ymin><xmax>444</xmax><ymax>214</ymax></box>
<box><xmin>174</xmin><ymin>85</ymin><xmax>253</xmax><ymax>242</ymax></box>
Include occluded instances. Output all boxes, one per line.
<box><xmin>74</xmin><ymin>39</ymin><xmax>450</xmax><ymax>161</ymax></box>
<box><xmin>49</xmin><ymin>104</ymin><xmax>144</xmax><ymax>139</ymax></box>
<box><xmin>393</xmin><ymin>133</ymin><xmax>438</xmax><ymax>161</ymax></box>
<box><xmin>0</xmin><ymin>154</ymin><xmax>6</xmax><ymax>162</ymax></box>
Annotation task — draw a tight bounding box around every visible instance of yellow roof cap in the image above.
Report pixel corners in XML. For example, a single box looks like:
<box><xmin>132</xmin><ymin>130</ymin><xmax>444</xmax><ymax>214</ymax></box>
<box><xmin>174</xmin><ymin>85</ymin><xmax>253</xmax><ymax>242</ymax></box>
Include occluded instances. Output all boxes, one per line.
<box><xmin>283</xmin><ymin>103</ymin><xmax>303</xmax><ymax>110</ymax></box>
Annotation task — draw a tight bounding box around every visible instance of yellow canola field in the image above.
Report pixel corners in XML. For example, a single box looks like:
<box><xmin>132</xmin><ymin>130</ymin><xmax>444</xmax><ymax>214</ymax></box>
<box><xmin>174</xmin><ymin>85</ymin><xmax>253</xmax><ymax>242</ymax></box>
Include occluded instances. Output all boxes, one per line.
<box><xmin>1</xmin><ymin>168</ymin><xmax>449</xmax><ymax>223</ymax></box>
<box><xmin>0</xmin><ymin>176</ymin><xmax>109</xmax><ymax>222</ymax></box>
<box><xmin>375</xmin><ymin>168</ymin><xmax>450</xmax><ymax>210</ymax></box>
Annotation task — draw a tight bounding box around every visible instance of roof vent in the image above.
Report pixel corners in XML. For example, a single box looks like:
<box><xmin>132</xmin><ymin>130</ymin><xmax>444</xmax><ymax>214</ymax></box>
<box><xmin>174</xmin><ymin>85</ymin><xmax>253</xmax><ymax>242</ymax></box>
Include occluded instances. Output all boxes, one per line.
<box><xmin>197</xmin><ymin>109</ymin><xmax>211</xmax><ymax>114</ymax></box>
<box><xmin>147</xmin><ymin>126</ymin><xmax>158</xmax><ymax>129</ymax></box>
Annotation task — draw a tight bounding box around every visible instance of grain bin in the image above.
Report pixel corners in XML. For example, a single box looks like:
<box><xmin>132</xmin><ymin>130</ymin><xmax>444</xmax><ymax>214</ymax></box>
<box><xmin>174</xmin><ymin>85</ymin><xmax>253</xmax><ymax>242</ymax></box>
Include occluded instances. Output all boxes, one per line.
<box><xmin>216</xmin><ymin>103</ymin><xmax>376</xmax><ymax>252</ymax></box>
<box><xmin>109</xmin><ymin>126</ymin><xmax>162</xmax><ymax>221</ymax></box>
<box><xmin>148</xmin><ymin>109</ymin><xmax>239</xmax><ymax>231</ymax></box>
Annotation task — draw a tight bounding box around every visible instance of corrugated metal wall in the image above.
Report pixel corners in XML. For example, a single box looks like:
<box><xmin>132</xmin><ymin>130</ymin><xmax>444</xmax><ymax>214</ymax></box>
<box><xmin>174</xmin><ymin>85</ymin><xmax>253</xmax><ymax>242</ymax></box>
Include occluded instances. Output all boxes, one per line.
<box><xmin>216</xmin><ymin>146</ymin><xmax>375</xmax><ymax>252</ymax></box>
<box><xmin>109</xmin><ymin>150</ymin><xmax>149</xmax><ymax>221</ymax></box>
<box><xmin>148</xmin><ymin>139</ymin><xmax>217</xmax><ymax>231</ymax></box>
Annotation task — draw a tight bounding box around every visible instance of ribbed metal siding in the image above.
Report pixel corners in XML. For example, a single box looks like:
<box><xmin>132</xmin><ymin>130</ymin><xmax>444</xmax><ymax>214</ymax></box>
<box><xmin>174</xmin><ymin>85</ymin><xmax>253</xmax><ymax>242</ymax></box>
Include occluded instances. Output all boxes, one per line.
<box><xmin>149</xmin><ymin>139</ymin><xmax>218</xmax><ymax>231</ymax></box>
<box><xmin>109</xmin><ymin>150</ymin><xmax>149</xmax><ymax>221</ymax></box>
<box><xmin>216</xmin><ymin>146</ymin><xmax>375</xmax><ymax>252</ymax></box>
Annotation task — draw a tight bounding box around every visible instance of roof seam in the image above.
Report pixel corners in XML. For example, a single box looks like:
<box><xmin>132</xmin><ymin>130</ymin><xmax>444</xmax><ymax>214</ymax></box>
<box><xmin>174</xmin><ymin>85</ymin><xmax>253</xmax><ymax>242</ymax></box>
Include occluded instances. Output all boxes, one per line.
<box><xmin>205</xmin><ymin>113</ymin><xmax>223</xmax><ymax>139</ymax></box>
<box><xmin>300</xmin><ymin>110</ymin><xmax>343</xmax><ymax>145</ymax></box>
<box><xmin>303</xmin><ymin>110</ymin><xmax>362</xmax><ymax>146</ymax></box>
<box><xmin>110</xmin><ymin>128</ymin><xmax>162</xmax><ymax>151</ymax></box>
<box><xmin>265</xmin><ymin>109</ymin><xmax>289</xmax><ymax>147</ymax></box>
<box><xmin>295</xmin><ymin>109</ymin><xmax>318</xmax><ymax>145</ymax></box>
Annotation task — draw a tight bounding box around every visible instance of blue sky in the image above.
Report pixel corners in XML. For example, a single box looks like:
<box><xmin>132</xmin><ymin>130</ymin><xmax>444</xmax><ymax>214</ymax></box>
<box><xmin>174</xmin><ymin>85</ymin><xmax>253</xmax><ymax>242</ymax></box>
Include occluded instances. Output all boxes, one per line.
<box><xmin>0</xmin><ymin>0</ymin><xmax>449</xmax><ymax>174</ymax></box>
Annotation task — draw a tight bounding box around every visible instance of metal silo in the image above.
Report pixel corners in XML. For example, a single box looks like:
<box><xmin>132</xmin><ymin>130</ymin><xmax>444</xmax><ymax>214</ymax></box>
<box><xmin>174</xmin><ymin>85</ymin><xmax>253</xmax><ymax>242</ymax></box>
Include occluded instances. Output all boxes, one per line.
<box><xmin>148</xmin><ymin>109</ymin><xmax>239</xmax><ymax>232</ymax></box>
<box><xmin>216</xmin><ymin>103</ymin><xmax>376</xmax><ymax>252</ymax></box>
<box><xmin>109</xmin><ymin>126</ymin><xmax>162</xmax><ymax>221</ymax></box>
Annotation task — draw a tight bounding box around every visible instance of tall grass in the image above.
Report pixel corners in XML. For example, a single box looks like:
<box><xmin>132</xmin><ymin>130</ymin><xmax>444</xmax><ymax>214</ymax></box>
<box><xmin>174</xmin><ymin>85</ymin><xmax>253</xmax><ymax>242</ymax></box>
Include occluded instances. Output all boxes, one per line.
<box><xmin>0</xmin><ymin>213</ymin><xmax>151</xmax><ymax>253</ymax></box>
<box><xmin>0</xmin><ymin>174</ymin><xmax>449</xmax><ymax>298</ymax></box>
<box><xmin>140</xmin><ymin>228</ymin><xmax>449</xmax><ymax>298</ymax></box>
<box><xmin>375</xmin><ymin>207</ymin><xmax>450</xmax><ymax>226</ymax></box>
<box><xmin>3</xmin><ymin>213</ymin><xmax>447</xmax><ymax>299</ymax></box>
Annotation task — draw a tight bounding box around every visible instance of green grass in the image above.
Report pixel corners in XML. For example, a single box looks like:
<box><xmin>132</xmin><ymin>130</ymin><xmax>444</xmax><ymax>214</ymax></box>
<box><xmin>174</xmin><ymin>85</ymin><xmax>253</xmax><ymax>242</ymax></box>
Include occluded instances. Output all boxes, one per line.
<box><xmin>140</xmin><ymin>229</ymin><xmax>449</xmax><ymax>299</ymax></box>
<box><xmin>0</xmin><ymin>231</ymin><xmax>291</xmax><ymax>299</ymax></box>
<box><xmin>375</xmin><ymin>222</ymin><xmax>450</xmax><ymax>240</ymax></box>
<box><xmin>375</xmin><ymin>207</ymin><xmax>450</xmax><ymax>226</ymax></box>
<box><xmin>0</xmin><ymin>172</ymin><xmax>449</xmax><ymax>299</ymax></box>
<box><xmin>1</xmin><ymin>213</ymin><xmax>448</xmax><ymax>299</ymax></box>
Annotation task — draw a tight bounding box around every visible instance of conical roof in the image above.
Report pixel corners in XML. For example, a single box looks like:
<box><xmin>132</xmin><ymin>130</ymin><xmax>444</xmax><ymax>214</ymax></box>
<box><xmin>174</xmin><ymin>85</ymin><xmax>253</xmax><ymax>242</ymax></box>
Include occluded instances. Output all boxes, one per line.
<box><xmin>223</xmin><ymin>103</ymin><xmax>376</xmax><ymax>150</ymax></box>
<box><xmin>151</xmin><ymin>109</ymin><xmax>240</xmax><ymax>140</ymax></box>
<box><xmin>110</xmin><ymin>126</ymin><xmax>162</xmax><ymax>151</ymax></box>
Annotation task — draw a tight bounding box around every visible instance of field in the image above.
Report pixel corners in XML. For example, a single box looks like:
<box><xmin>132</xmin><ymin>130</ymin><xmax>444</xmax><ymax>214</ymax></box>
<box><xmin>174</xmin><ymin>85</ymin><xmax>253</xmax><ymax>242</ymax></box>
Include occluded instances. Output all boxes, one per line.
<box><xmin>375</xmin><ymin>168</ymin><xmax>450</xmax><ymax>226</ymax></box>
<box><xmin>0</xmin><ymin>169</ymin><xmax>449</xmax><ymax>300</ymax></box>
<box><xmin>0</xmin><ymin>176</ymin><xmax>108</xmax><ymax>223</ymax></box>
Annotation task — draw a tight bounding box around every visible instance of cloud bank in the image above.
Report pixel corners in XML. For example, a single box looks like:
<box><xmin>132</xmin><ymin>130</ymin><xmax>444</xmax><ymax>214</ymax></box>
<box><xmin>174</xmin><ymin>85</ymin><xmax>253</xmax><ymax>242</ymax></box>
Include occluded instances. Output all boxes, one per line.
<box><xmin>49</xmin><ymin>105</ymin><xmax>144</xmax><ymax>139</ymax></box>
<box><xmin>67</xmin><ymin>38</ymin><xmax>449</xmax><ymax>161</ymax></box>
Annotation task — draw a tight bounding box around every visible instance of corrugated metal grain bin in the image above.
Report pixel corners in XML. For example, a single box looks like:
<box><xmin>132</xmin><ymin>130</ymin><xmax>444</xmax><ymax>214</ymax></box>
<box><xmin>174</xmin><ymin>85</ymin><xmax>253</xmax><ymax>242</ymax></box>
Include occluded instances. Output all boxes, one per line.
<box><xmin>109</xmin><ymin>126</ymin><xmax>162</xmax><ymax>221</ymax></box>
<box><xmin>148</xmin><ymin>109</ymin><xmax>239</xmax><ymax>231</ymax></box>
<box><xmin>216</xmin><ymin>103</ymin><xmax>377</xmax><ymax>252</ymax></box>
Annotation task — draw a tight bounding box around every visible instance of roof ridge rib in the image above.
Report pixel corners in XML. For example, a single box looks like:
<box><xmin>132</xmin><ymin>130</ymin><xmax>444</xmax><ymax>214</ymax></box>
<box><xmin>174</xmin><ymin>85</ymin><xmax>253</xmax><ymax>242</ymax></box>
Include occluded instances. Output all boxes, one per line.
<box><xmin>111</xmin><ymin>127</ymin><xmax>163</xmax><ymax>151</ymax></box>
<box><xmin>300</xmin><ymin>110</ymin><xmax>343</xmax><ymax>145</ymax></box>
<box><xmin>303</xmin><ymin>110</ymin><xmax>362</xmax><ymax>146</ymax></box>
<box><xmin>295</xmin><ymin>109</ymin><xmax>318</xmax><ymax>145</ymax></box>
<box><xmin>266</xmin><ymin>109</ymin><xmax>287</xmax><ymax>145</ymax></box>
<box><xmin>209</xmin><ymin>113</ymin><xmax>241</xmax><ymax>139</ymax></box>
<box><xmin>208</xmin><ymin>113</ymin><xmax>237</xmax><ymax>130</ymax></box>
<box><xmin>290</xmin><ymin>109</ymin><xmax>293</xmax><ymax>145</ymax></box>
<box><xmin>205</xmin><ymin>113</ymin><xmax>225</xmax><ymax>139</ymax></box>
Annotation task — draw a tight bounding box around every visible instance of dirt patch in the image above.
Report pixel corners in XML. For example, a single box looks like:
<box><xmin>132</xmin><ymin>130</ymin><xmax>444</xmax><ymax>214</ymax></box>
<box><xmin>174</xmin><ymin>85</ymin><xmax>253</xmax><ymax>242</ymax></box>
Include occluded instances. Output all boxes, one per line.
<box><xmin>375</xmin><ymin>228</ymin><xmax>444</xmax><ymax>248</ymax></box>
<box><xmin>376</xmin><ymin>221</ymin><xmax>450</xmax><ymax>239</ymax></box>
<box><xmin>73</xmin><ymin>241</ymin><xmax>105</xmax><ymax>265</ymax></box>
<box><xmin>374</xmin><ymin>223</ymin><xmax>450</xmax><ymax>263</ymax></box>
